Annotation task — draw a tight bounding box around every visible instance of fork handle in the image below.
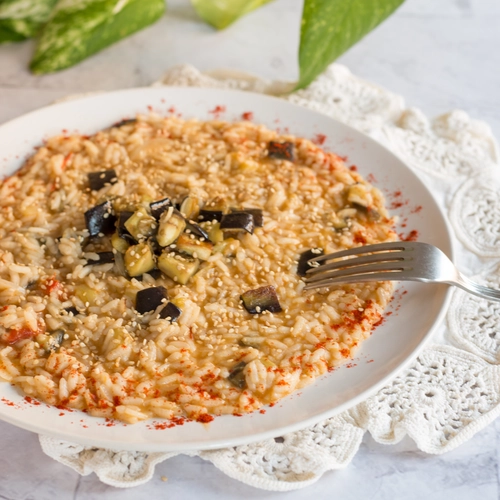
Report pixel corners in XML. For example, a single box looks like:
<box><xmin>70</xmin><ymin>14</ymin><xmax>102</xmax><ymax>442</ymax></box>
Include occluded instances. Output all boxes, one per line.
<box><xmin>452</xmin><ymin>272</ymin><xmax>500</xmax><ymax>302</ymax></box>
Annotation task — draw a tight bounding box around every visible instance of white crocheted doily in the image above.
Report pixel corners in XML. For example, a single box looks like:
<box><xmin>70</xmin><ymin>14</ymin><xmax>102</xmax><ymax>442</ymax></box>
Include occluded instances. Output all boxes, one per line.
<box><xmin>39</xmin><ymin>64</ymin><xmax>500</xmax><ymax>491</ymax></box>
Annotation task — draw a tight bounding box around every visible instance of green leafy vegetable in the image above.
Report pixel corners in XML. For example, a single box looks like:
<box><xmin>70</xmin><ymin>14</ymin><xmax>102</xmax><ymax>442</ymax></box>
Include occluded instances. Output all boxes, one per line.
<box><xmin>191</xmin><ymin>0</ymin><xmax>272</xmax><ymax>30</ymax></box>
<box><xmin>297</xmin><ymin>0</ymin><xmax>404</xmax><ymax>89</ymax></box>
<box><xmin>0</xmin><ymin>0</ymin><xmax>57</xmax><ymax>43</ymax></box>
<box><xmin>30</xmin><ymin>0</ymin><xmax>165</xmax><ymax>74</ymax></box>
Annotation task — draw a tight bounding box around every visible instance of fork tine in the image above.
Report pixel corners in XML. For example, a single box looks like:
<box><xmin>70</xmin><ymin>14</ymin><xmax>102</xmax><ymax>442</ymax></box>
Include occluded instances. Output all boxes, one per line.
<box><xmin>304</xmin><ymin>270</ymin><xmax>407</xmax><ymax>290</ymax></box>
<box><xmin>306</xmin><ymin>251</ymin><xmax>406</xmax><ymax>276</ymax></box>
<box><xmin>305</xmin><ymin>261</ymin><xmax>410</xmax><ymax>284</ymax></box>
<box><xmin>309</xmin><ymin>241</ymin><xmax>410</xmax><ymax>264</ymax></box>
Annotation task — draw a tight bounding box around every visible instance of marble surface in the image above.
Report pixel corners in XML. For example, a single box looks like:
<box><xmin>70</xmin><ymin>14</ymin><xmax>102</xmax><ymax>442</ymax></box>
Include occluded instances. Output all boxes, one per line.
<box><xmin>0</xmin><ymin>0</ymin><xmax>499</xmax><ymax>498</ymax></box>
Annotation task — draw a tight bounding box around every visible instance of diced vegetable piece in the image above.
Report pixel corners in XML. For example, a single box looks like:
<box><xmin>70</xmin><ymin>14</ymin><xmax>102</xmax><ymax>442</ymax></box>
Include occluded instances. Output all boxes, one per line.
<box><xmin>230</xmin><ymin>208</ymin><xmax>263</xmax><ymax>227</ymax></box>
<box><xmin>88</xmin><ymin>169</ymin><xmax>118</xmax><ymax>191</ymax></box>
<box><xmin>150</xmin><ymin>197</ymin><xmax>173</xmax><ymax>220</ymax></box>
<box><xmin>227</xmin><ymin>361</ymin><xmax>247</xmax><ymax>389</ymax></box>
<box><xmin>111</xmin><ymin>232</ymin><xmax>131</xmax><ymax>254</ymax></box>
<box><xmin>199</xmin><ymin>209</ymin><xmax>223</xmax><ymax>222</ymax></box>
<box><xmin>297</xmin><ymin>248</ymin><xmax>324</xmax><ymax>277</ymax></box>
<box><xmin>185</xmin><ymin>220</ymin><xmax>209</xmax><ymax>240</ymax></box>
<box><xmin>237</xmin><ymin>159</ymin><xmax>261</xmax><ymax>173</ymax></box>
<box><xmin>241</xmin><ymin>285</ymin><xmax>282</xmax><ymax>314</ymax></box>
<box><xmin>75</xmin><ymin>284</ymin><xmax>98</xmax><ymax>305</ymax></box>
<box><xmin>220</xmin><ymin>213</ymin><xmax>254</xmax><ymax>234</ymax></box>
<box><xmin>176</xmin><ymin>233</ymin><xmax>213</xmax><ymax>261</ymax></box>
<box><xmin>145</xmin><ymin>268</ymin><xmax>162</xmax><ymax>280</ymax></box>
<box><xmin>353</xmin><ymin>203</ymin><xmax>381</xmax><ymax>221</ymax></box>
<box><xmin>213</xmin><ymin>238</ymin><xmax>240</xmax><ymax>257</ymax></box>
<box><xmin>114</xmin><ymin>118</ymin><xmax>136</xmax><ymax>128</ymax></box>
<box><xmin>117</xmin><ymin>211</ymin><xmax>134</xmax><ymax>237</ymax></box>
<box><xmin>26</xmin><ymin>281</ymin><xmax>37</xmax><ymax>290</ymax></box>
<box><xmin>268</xmin><ymin>141</ymin><xmax>294</xmax><ymax>161</ymax></box>
<box><xmin>124</xmin><ymin>207</ymin><xmax>157</xmax><ymax>240</ymax></box>
<box><xmin>208</xmin><ymin>222</ymin><xmax>224</xmax><ymax>243</ymax></box>
<box><xmin>38</xmin><ymin>330</ymin><xmax>64</xmax><ymax>354</ymax></box>
<box><xmin>124</xmin><ymin>242</ymin><xmax>155</xmax><ymax>277</ymax></box>
<box><xmin>135</xmin><ymin>286</ymin><xmax>168</xmax><ymax>314</ymax></box>
<box><xmin>64</xmin><ymin>306</ymin><xmax>79</xmax><ymax>316</ymax></box>
<box><xmin>238</xmin><ymin>337</ymin><xmax>264</xmax><ymax>348</ymax></box>
<box><xmin>366</xmin><ymin>207</ymin><xmax>381</xmax><ymax>221</ymax></box>
<box><xmin>84</xmin><ymin>201</ymin><xmax>116</xmax><ymax>237</ymax></box>
<box><xmin>180</xmin><ymin>196</ymin><xmax>201</xmax><ymax>220</ymax></box>
<box><xmin>347</xmin><ymin>183</ymin><xmax>372</xmax><ymax>208</ymax></box>
<box><xmin>158</xmin><ymin>302</ymin><xmax>182</xmax><ymax>321</ymax></box>
<box><xmin>332</xmin><ymin>207</ymin><xmax>357</xmax><ymax>231</ymax></box>
<box><xmin>157</xmin><ymin>253</ymin><xmax>200</xmax><ymax>285</ymax></box>
<box><xmin>123</xmin><ymin>209</ymin><xmax>145</xmax><ymax>239</ymax></box>
<box><xmin>157</xmin><ymin>209</ymin><xmax>186</xmax><ymax>247</ymax></box>
<box><xmin>85</xmin><ymin>251</ymin><xmax>115</xmax><ymax>266</ymax></box>
<box><xmin>199</xmin><ymin>197</ymin><xmax>228</xmax><ymax>222</ymax></box>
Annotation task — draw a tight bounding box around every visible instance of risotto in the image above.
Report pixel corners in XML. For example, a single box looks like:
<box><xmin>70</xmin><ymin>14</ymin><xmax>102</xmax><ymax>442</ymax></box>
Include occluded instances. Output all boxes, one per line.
<box><xmin>0</xmin><ymin>115</ymin><xmax>396</xmax><ymax>424</ymax></box>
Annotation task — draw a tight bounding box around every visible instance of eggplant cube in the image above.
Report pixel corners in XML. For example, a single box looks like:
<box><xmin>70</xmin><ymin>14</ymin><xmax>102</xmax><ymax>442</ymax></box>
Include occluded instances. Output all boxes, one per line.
<box><xmin>297</xmin><ymin>248</ymin><xmax>324</xmax><ymax>277</ymax></box>
<box><xmin>158</xmin><ymin>302</ymin><xmax>182</xmax><ymax>322</ymax></box>
<box><xmin>111</xmin><ymin>232</ymin><xmax>131</xmax><ymax>254</ymax></box>
<box><xmin>124</xmin><ymin>242</ymin><xmax>155</xmax><ymax>277</ymax></box>
<box><xmin>135</xmin><ymin>286</ymin><xmax>169</xmax><ymax>314</ymax></box>
<box><xmin>124</xmin><ymin>207</ymin><xmax>157</xmax><ymax>240</ymax></box>
<box><xmin>230</xmin><ymin>208</ymin><xmax>263</xmax><ymax>227</ymax></box>
<box><xmin>38</xmin><ymin>330</ymin><xmax>65</xmax><ymax>354</ymax></box>
<box><xmin>180</xmin><ymin>195</ymin><xmax>201</xmax><ymax>220</ymax></box>
<box><xmin>220</xmin><ymin>213</ymin><xmax>254</xmax><ymax>234</ymax></box>
<box><xmin>64</xmin><ymin>306</ymin><xmax>79</xmax><ymax>316</ymax></box>
<box><xmin>227</xmin><ymin>361</ymin><xmax>247</xmax><ymax>389</ymax></box>
<box><xmin>84</xmin><ymin>201</ymin><xmax>116</xmax><ymax>237</ymax></box>
<box><xmin>347</xmin><ymin>183</ymin><xmax>372</xmax><ymax>208</ymax></box>
<box><xmin>145</xmin><ymin>268</ymin><xmax>162</xmax><ymax>280</ymax></box>
<box><xmin>208</xmin><ymin>222</ymin><xmax>224</xmax><ymax>244</ymax></box>
<box><xmin>267</xmin><ymin>141</ymin><xmax>295</xmax><ymax>161</ymax></box>
<box><xmin>150</xmin><ymin>197</ymin><xmax>173</xmax><ymax>220</ymax></box>
<box><xmin>88</xmin><ymin>169</ymin><xmax>118</xmax><ymax>191</ymax></box>
<box><xmin>185</xmin><ymin>220</ymin><xmax>209</xmax><ymax>240</ymax></box>
<box><xmin>157</xmin><ymin>253</ymin><xmax>200</xmax><ymax>285</ymax></box>
<box><xmin>176</xmin><ymin>233</ymin><xmax>213</xmax><ymax>261</ymax></box>
<box><xmin>331</xmin><ymin>208</ymin><xmax>357</xmax><ymax>231</ymax></box>
<box><xmin>157</xmin><ymin>209</ymin><xmax>186</xmax><ymax>247</ymax></box>
<box><xmin>199</xmin><ymin>210</ymin><xmax>223</xmax><ymax>222</ymax></box>
<box><xmin>241</xmin><ymin>285</ymin><xmax>282</xmax><ymax>314</ymax></box>
<box><xmin>117</xmin><ymin>211</ymin><xmax>134</xmax><ymax>237</ymax></box>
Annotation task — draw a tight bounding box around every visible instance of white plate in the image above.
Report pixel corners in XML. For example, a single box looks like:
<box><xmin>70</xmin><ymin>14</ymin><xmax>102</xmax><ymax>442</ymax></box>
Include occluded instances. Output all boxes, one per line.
<box><xmin>0</xmin><ymin>87</ymin><xmax>452</xmax><ymax>451</ymax></box>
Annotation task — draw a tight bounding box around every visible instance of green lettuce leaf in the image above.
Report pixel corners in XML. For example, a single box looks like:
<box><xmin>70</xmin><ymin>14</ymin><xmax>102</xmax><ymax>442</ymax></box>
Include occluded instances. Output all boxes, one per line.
<box><xmin>30</xmin><ymin>0</ymin><xmax>165</xmax><ymax>74</ymax></box>
<box><xmin>297</xmin><ymin>0</ymin><xmax>404</xmax><ymax>89</ymax></box>
<box><xmin>191</xmin><ymin>0</ymin><xmax>272</xmax><ymax>30</ymax></box>
<box><xmin>0</xmin><ymin>0</ymin><xmax>57</xmax><ymax>43</ymax></box>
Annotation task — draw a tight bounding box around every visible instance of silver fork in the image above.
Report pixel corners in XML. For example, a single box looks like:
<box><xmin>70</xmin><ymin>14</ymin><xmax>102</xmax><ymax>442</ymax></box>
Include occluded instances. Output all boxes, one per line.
<box><xmin>304</xmin><ymin>241</ymin><xmax>500</xmax><ymax>302</ymax></box>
